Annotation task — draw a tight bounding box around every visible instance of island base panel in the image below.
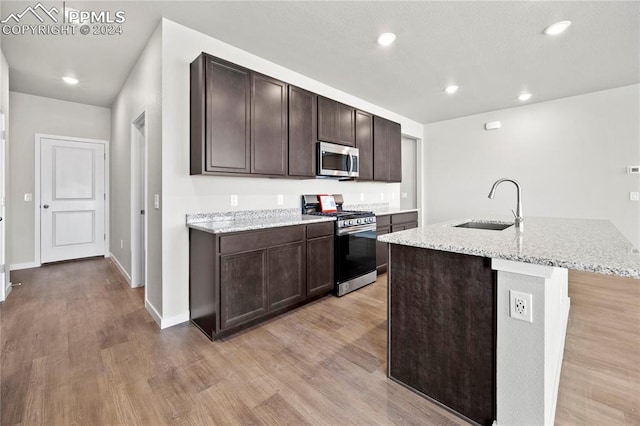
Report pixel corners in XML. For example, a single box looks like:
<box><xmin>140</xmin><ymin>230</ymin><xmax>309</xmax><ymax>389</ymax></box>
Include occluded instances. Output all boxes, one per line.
<box><xmin>388</xmin><ymin>245</ymin><xmax>496</xmax><ymax>426</ymax></box>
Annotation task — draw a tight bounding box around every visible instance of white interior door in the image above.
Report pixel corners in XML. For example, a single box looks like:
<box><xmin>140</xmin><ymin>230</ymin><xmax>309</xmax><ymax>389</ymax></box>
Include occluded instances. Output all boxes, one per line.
<box><xmin>41</xmin><ymin>137</ymin><xmax>105</xmax><ymax>263</ymax></box>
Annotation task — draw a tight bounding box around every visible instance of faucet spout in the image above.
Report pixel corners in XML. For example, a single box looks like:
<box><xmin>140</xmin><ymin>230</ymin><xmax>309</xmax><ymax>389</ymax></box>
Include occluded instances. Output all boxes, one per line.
<box><xmin>488</xmin><ymin>178</ymin><xmax>524</xmax><ymax>231</ymax></box>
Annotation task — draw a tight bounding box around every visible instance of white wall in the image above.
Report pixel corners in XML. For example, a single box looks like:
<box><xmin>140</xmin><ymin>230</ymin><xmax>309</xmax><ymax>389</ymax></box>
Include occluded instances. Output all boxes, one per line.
<box><xmin>159</xmin><ymin>19</ymin><xmax>424</xmax><ymax>323</ymax></box>
<box><xmin>425</xmin><ymin>85</ymin><xmax>640</xmax><ymax>248</ymax></box>
<box><xmin>110</xmin><ymin>25</ymin><xmax>163</xmax><ymax>317</ymax></box>
<box><xmin>8</xmin><ymin>92</ymin><xmax>111</xmax><ymax>267</ymax></box>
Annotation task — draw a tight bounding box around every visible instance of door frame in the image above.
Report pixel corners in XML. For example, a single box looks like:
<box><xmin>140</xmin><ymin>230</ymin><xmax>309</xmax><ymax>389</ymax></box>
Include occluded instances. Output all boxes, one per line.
<box><xmin>130</xmin><ymin>112</ymin><xmax>147</xmax><ymax>289</ymax></box>
<box><xmin>34</xmin><ymin>133</ymin><xmax>110</xmax><ymax>266</ymax></box>
<box><xmin>0</xmin><ymin>110</ymin><xmax>6</xmax><ymax>301</ymax></box>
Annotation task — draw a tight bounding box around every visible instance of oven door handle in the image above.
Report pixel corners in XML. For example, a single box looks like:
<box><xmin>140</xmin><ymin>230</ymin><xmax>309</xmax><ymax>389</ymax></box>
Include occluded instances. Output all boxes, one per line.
<box><xmin>336</xmin><ymin>223</ymin><xmax>377</xmax><ymax>236</ymax></box>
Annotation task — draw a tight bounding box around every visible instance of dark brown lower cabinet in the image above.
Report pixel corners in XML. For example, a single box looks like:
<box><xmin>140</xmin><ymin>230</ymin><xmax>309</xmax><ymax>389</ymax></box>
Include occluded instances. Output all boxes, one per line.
<box><xmin>268</xmin><ymin>242</ymin><xmax>305</xmax><ymax>311</ymax></box>
<box><xmin>307</xmin><ymin>235</ymin><xmax>334</xmax><ymax>296</ymax></box>
<box><xmin>220</xmin><ymin>249</ymin><xmax>267</xmax><ymax>329</ymax></box>
<box><xmin>388</xmin><ymin>245</ymin><xmax>496</xmax><ymax>425</ymax></box>
<box><xmin>190</xmin><ymin>222</ymin><xmax>334</xmax><ymax>340</ymax></box>
<box><xmin>376</xmin><ymin>212</ymin><xmax>418</xmax><ymax>273</ymax></box>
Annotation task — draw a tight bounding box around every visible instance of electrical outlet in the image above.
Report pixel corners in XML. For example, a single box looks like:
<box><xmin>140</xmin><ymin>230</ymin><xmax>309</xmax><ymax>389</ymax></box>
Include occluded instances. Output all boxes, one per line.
<box><xmin>120</xmin><ymin>240</ymin><xmax>123</xmax><ymax>249</ymax></box>
<box><xmin>630</xmin><ymin>192</ymin><xmax>639</xmax><ymax>201</ymax></box>
<box><xmin>277</xmin><ymin>194</ymin><xmax>284</xmax><ymax>205</ymax></box>
<box><xmin>380</xmin><ymin>192</ymin><xmax>385</xmax><ymax>200</ymax></box>
<box><xmin>230</xmin><ymin>195</ymin><xmax>238</xmax><ymax>206</ymax></box>
<box><xmin>401</xmin><ymin>192</ymin><xmax>408</xmax><ymax>199</ymax></box>
<box><xmin>510</xmin><ymin>290</ymin><xmax>533</xmax><ymax>322</ymax></box>
<box><xmin>154</xmin><ymin>194</ymin><xmax>160</xmax><ymax>209</ymax></box>
<box><xmin>360</xmin><ymin>193</ymin><xmax>365</xmax><ymax>201</ymax></box>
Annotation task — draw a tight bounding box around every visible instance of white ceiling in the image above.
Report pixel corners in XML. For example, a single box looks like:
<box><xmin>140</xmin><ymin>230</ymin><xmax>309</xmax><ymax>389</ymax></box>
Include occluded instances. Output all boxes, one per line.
<box><xmin>2</xmin><ymin>1</ymin><xmax>639</xmax><ymax>123</ymax></box>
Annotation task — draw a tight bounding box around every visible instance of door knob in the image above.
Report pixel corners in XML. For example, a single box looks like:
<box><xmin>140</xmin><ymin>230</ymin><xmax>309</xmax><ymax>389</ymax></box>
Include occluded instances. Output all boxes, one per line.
<box><xmin>43</xmin><ymin>204</ymin><xmax>49</xmax><ymax>209</ymax></box>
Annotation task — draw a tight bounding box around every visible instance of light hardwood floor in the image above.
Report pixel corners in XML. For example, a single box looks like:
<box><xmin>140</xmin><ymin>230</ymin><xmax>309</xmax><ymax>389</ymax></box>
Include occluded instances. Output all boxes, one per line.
<box><xmin>1</xmin><ymin>259</ymin><xmax>638</xmax><ymax>425</ymax></box>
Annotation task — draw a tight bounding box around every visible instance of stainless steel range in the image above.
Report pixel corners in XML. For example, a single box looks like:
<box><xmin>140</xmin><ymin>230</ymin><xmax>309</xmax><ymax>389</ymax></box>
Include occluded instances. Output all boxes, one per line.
<box><xmin>302</xmin><ymin>194</ymin><xmax>377</xmax><ymax>296</ymax></box>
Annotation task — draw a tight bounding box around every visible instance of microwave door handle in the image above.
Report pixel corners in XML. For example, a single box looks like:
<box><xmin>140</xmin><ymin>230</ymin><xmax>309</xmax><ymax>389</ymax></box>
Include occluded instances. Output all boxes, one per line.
<box><xmin>348</xmin><ymin>152</ymin><xmax>354</xmax><ymax>175</ymax></box>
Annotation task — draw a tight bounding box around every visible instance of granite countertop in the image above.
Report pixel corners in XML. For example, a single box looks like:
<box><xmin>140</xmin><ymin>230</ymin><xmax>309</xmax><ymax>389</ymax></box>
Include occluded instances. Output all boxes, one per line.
<box><xmin>378</xmin><ymin>217</ymin><xmax>640</xmax><ymax>279</ymax></box>
<box><xmin>186</xmin><ymin>208</ymin><xmax>335</xmax><ymax>234</ymax></box>
<box><xmin>344</xmin><ymin>203</ymin><xmax>419</xmax><ymax>216</ymax></box>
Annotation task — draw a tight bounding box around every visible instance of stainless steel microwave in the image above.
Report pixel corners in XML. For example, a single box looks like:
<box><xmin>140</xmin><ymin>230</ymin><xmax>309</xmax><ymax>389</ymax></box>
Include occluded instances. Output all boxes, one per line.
<box><xmin>317</xmin><ymin>142</ymin><xmax>359</xmax><ymax>178</ymax></box>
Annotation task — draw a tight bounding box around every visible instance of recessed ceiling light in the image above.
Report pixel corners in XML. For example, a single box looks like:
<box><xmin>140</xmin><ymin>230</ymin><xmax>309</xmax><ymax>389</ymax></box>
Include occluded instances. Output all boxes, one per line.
<box><xmin>445</xmin><ymin>85</ymin><xmax>459</xmax><ymax>94</ymax></box>
<box><xmin>377</xmin><ymin>32</ymin><xmax>396</xmax><ymax>46</ymax></box>
<box><xmin>518</xmin><ymin>93</ymin><xmax>532</xmax><ymax>101</ymax></box>
<box><xmin>62</xmin><ymin>76</ymin><xmax>79</xmax><ymax>85</ymax></box>
<box><xmin>544</xmin><ymin>20</ymin><xmax>571</xmax><ymax>35</ymax></box>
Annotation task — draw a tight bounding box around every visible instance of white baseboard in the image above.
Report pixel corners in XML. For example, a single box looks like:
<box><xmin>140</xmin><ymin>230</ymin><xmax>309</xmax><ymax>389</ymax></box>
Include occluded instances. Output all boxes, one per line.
<box><xmin>549</xmin><ymin>297</ymin><xmax>571</xmax><ymax>425</ymax></box>
<box><xmin>2</xmin><ymin>280</ymin><xmax>11</xmax><ymax>301</ymax></box>
<box><xmin>109</xmin><ymin>253</ymin><xmax>132</xmax><ymax>285</ymax></box>
<box><xmin>145</xmin><ymin>299</ymin><xmax>162</xmax><ymax>327</ymax></box>
<box><xmin>161</xmin><ymin>311</ymin><xmax>190</xmax><ymax>329</ymax></box>
<box><xmin>144</xmin><ymin>299</ymin><xmax>189</xmax><ymax>329</ymax></box>
<box><xmin>10</xmin><ymin>261</ymin><xmax>40</xmax><ymax>271</ymax></box>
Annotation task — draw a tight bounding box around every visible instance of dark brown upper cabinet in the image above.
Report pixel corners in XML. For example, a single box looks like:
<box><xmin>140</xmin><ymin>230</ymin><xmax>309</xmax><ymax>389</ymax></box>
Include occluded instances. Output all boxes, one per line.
<box><xmin>317</xmin><ymin>96</ymin><xmax>355</xmax><ymax>146</ymax></box>
<box><xmin>373</xmin><ymin>116</ymin><xmax>402</xmax><ymax>182</ymax></box>
<box><xmin>288</xmin><ymin>86</ymin><xmax>317</xmax><ymax>177</ymax></box>
<box><xmin>355</xmin><ymin>110</ymin><xmax>373</xmax><ymax>180</ymax></box>
<box><xmin>251</xmin><ymin>73</ymin><xmax>288</xmax><ymax>175</ymax></box>
<box><xmin>191</xmin><ymin>53</ymin><xmax>251</xmax><ymax>174</ymax></box>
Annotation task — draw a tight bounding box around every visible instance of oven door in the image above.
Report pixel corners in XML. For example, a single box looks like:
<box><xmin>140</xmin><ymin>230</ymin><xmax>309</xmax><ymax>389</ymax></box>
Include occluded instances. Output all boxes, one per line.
<box><xmin>335</xmin><ymin>223</ymin><xmax>377</xmax><ymax>291</ymax></box>
<box><xmin>318</xmin><ymin>142</ymin><xmax>359</xmax><ymax>178</ymax></box>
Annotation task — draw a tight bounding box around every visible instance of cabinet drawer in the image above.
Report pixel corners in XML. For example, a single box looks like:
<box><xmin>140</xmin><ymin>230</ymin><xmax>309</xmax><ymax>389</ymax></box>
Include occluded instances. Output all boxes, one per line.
<box><xmin>220</xmin><ymin>226</ymin><xmax>304</xmax><ymax>254</ymax></box>
<box><xmin>306</xmin><ymin>222</ymin><xmax>334</xmax><ymax>239</ymax></box>
<box><xmin>376</xmin><ymin>215</ymin><xmax>391</xmax><ymax>227</ymax></box>
<box><xmin>391</xmin><ymin>212</ymin><xmax>418</xmax><ymax>225</ymax></box>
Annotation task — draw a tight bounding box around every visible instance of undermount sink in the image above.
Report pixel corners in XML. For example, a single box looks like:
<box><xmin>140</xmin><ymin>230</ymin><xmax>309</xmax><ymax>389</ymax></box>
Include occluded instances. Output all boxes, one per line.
<box><xmin>454</xmin><ymin>221</ymin><xmax>513</xmax><ymax>231</ymax></box>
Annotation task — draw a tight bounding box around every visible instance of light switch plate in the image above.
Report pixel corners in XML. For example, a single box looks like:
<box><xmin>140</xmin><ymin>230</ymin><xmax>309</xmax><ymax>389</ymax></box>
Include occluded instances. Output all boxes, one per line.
<box><xmin>24</xmin><ymin>193</ymin><xmax>33</xmax><ymax>202</ymax></box>
<box><xmin>277</xmin><ymin>194</ymin><xmax>284</xmax><ymax>205</ymax></box>
<box><xmin>154</xmin><ymin>194</ymin><xmax>160</xmax><ymax>209</ymax></box>
<box><xmin>230</xmin><ymin>195</ymin><xmax>238</xmax><ymax>206</ymax></box>
<box><xmin>630</xmin><ymin>192</ymin><xmax>639</xmax><ymax>201</ymax></box>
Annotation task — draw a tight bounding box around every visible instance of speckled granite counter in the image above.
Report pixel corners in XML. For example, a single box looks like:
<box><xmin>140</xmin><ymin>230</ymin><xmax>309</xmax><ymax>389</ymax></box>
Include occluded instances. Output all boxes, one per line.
<box><xmin>186</xmin><ymin>208</ymin><xmax>335</xmax><ymax>234</ymax></box>
<box><xmin>344</xmin><ymin>203</ymin><xmax>419</xmax><ymax>216</ymax></box>
<box><xmin>378</xmin><ymin>217</ymin><xmax>640</xmax><ymax>278</ymax></box>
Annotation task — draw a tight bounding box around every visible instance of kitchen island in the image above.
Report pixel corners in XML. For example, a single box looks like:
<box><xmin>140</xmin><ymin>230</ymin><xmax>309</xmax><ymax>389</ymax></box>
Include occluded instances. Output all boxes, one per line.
<box><xmin>378</xmin><ymin>217</ymin><xmax>640</xmax><ymax>426</ymax></box>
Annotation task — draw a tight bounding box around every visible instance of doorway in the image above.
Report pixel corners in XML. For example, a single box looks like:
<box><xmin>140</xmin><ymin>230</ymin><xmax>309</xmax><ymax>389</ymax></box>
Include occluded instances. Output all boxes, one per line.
<box><xmin>0</xmin><ymin>111</ymin><xmax>6</xmax><ymax>300</ymax></box>
<box><xmin>401</xmin><ymin>136</ymin><xmax>418</xmax><ymax>210</ymax></box>
<box><xmin>131</xmin><ymin>113</ymin><xmax>146</xmax><ymax>289</ymax></box>
<box><xmin>36</xmin><ymin>135</ymin><xmax>107</xmax><ymax>264</ymax></box>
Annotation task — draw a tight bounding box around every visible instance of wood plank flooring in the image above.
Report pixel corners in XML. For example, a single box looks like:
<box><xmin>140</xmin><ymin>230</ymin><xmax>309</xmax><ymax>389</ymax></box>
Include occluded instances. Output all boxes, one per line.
<box><xmin>1</xmin><ymin>259</ymin><xmax>638</xmax><ymax>425</ymax></box>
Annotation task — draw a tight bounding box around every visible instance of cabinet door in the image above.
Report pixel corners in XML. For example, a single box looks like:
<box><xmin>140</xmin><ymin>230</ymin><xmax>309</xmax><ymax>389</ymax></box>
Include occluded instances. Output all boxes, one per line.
<box><xmin>318</xmin><ymin>96</ymin><xmax>338</xmax><ymax>143</ymax></box>
<box><xmin>373</xmin><ymin>116</ymin><xmax>402</xmax><ymax>182</ymax></box>
<box><xmin>288</xmin><ymin>86</ymin><xmax>317</xmax><ymax>177</ymax></box>
<box><xmin>373</xmin><ymin>116</ymin><xmax>389</xmax><ymax>181</ymax></box>
<box><xmin>337</xmin><ymin>103</ymin><xmax>355</xmax><ymax>146</ymax></box>
<box><xmin>391</xmin><ymin>224</ymin><xmax>407</xmax><ymax>233</ymax></box>
<box><xmin>388</xmin><ymin>121</ymin><xmax>402</xmax><ymax>182</ymax></box>
<box><xmin>205</xmin><ymin>56</ymin><xmax>251</xmax><ymax>173</ymax></box>
<box><xmin>355</xmin><ymin>110</ymin><xmax>373</xmax><ymax>180</ymax></box>
<box><xmin>220</xmin><ymin>250</ymin><xmax>268</xmax><ymax>329</ymax></box>
<box><xmin>376</xmin><ymin>225</ymin><xmax>390</xmax><ymax>272</ymax></box>
<box><xmin>307</xmin><ymin>235</ymin><xmax>334</xmax><ymax>297</ymax></box>
<box><xmin>251</xmin><ymin>73</ymin><xmax>288</xmax><ymax>175</ymax></box>
<box><xmin>268</xmin><ymin>242</ymin><xmax>305</xmax><ymax>311</ymax></box>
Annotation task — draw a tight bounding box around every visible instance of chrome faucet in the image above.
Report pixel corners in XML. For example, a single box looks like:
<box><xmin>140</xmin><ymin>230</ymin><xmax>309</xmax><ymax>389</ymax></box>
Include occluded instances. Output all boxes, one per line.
<box><xmin>488</xmin><ymin>178</ymin><xmax>524</xmax><ymax>231</ymax></box>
